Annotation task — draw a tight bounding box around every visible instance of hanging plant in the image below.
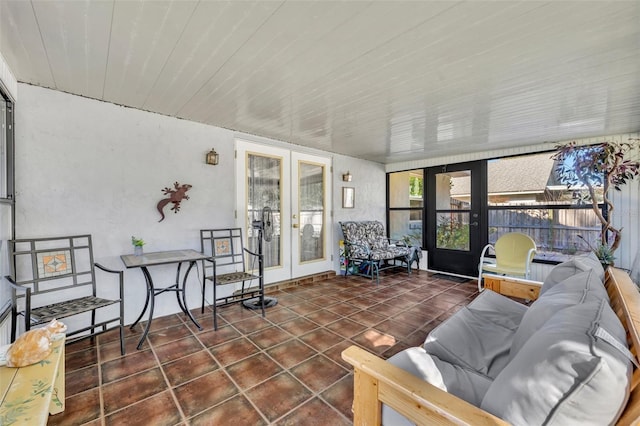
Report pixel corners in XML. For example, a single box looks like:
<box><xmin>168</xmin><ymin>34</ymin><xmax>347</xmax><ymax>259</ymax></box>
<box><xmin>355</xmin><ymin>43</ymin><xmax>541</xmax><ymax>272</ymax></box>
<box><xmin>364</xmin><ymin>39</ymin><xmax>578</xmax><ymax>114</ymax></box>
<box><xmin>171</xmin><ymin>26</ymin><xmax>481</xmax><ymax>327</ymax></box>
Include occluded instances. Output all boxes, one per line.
<box><xmin>552</xmin><ymin>138</ymin><xmax>639</xmax><ymax>258</ymax></box>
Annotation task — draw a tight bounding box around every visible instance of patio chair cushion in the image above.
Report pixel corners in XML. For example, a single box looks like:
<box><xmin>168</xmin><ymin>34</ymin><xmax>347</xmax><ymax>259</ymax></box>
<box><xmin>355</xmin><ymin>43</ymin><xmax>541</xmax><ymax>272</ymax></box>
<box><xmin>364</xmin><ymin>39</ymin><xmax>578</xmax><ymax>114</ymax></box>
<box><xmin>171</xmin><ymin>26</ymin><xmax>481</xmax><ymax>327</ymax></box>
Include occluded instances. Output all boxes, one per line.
<box><xmin>340</xmin><ymin>221</ymin><xmax>412</xmax><ymax>260</ymax></box>
<box><xmin>367</xmin><ymin>245</ymin><xmax>413</xmax><ymax>261</ymax></box>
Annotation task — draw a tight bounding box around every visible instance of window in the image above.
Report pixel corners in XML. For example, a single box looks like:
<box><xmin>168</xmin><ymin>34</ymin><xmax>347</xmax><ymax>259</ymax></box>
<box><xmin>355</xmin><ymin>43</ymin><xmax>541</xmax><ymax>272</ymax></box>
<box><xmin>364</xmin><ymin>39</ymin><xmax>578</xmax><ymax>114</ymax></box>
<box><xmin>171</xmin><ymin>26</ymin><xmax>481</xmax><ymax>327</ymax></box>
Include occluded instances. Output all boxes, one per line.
<box><xmin>0</xmin><ymin>88</ymin><xmax>13</xmax><ymax>202</ymax></box>
<box><xmin>387</xmin><ymin>169</ymin><xmax>424</xmax><ymax>247</ymax></box>
<box><xmin>0</xmin><ymin>87</ymin><xmax>14</xmax><ymax>325</ymax></box>
<box><xmin>487</xmin><ymin>151</ymin><xmax>604</xmax><ymax>262</ymax></box>
<box><xmin>435</xmin><ymin>170</ymin><xmax>471</xmax><ymax>251</ymax></box>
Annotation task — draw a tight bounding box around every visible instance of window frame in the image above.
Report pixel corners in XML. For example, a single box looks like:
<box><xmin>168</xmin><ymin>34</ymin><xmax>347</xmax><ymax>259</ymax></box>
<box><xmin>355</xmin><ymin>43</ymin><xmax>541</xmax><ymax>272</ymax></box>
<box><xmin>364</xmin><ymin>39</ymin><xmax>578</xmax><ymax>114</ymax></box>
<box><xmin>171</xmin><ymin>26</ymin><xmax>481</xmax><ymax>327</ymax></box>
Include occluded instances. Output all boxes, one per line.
<box><xmin>386</xmin><ymin>169</ymin><xmax>426</xmax><ymax>248</ymax></box>
<box><xmin>386</xmin><ymin>149</ymin><xmax>608</xmax><ymax>265</ymax></box>
<box><xmin>0</xmin><ymin>86</ymin><xmax>14</xmax><ymax>204</ymax></box>
<box><xmin>485</xmin><ymin>149</ymin><xmax>607</xmax><ymax>264</ymax></box>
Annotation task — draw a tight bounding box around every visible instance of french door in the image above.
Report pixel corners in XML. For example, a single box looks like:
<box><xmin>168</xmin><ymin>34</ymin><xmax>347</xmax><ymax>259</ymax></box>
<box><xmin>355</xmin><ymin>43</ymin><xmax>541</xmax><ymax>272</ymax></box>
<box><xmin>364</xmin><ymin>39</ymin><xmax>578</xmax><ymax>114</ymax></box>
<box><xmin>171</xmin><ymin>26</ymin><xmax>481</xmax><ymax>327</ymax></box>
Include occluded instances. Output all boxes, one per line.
<box><xmin>235</xmin><ymin>140</ymin><xmax>333</xmax><ymax>283</ymax></box>
<box><xmin>426</xmin><ymin>161</ymin><xmax>487</xmax><ymax>276</ymax></box>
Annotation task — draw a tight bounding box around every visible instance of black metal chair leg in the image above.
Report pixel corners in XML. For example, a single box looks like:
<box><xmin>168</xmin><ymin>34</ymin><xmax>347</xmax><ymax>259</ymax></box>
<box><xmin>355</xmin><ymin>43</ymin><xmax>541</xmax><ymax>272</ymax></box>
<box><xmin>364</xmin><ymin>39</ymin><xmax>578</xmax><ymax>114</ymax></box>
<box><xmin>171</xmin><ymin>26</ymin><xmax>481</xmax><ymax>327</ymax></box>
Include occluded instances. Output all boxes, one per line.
<box><xmin>213</xmin><ymin>283</ymin><xmax>218</xmax><ymax>330</ymax></box>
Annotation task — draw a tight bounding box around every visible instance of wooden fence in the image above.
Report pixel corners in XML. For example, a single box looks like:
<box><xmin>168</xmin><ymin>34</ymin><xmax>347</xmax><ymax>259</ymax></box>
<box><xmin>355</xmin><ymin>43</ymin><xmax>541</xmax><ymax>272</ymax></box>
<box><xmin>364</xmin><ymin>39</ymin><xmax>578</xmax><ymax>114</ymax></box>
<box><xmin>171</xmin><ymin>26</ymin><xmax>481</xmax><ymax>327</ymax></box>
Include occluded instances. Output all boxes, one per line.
<box><xmin>488</xmin><ymin>208</ymin><xmax>601</xmax><ymax>255</ymax></box>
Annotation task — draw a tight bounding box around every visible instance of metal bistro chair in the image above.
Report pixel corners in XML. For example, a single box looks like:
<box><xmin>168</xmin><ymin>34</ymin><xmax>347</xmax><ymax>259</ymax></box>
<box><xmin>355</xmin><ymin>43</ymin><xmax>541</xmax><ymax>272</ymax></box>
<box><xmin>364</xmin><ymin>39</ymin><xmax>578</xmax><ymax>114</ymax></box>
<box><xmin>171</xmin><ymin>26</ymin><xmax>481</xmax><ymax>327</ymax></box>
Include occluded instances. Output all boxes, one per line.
<box><xmin>477</xmin><ymin>232</ymin><xmax>537</xmax><ymax>292</ymax></box>
<box><xmin>6</xmin><ymin>235</ymin><xmax>125</xmax><ymax>354</ymax></box>
<box><xmin>200</xmin><ymin>228</ymin><xmax>265</xmax><ymax>330</ymax></box>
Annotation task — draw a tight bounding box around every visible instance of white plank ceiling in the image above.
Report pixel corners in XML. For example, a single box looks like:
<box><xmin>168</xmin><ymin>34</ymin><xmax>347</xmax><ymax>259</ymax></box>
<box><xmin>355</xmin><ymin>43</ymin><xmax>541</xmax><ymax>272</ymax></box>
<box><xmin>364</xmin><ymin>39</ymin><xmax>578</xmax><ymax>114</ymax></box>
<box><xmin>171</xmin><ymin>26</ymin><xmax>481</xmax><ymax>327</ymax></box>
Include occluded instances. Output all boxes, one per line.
<box><xmin>1</xmin><ymin>0</ymin><xmax>639</xmax><ymax>164</ymax></box>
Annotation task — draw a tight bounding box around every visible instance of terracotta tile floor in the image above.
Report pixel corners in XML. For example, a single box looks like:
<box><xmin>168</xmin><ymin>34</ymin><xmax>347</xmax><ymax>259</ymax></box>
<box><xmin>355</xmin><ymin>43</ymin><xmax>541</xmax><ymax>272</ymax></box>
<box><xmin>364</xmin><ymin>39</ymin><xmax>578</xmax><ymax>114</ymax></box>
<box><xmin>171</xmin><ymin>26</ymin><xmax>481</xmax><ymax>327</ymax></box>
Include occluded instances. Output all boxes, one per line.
<box><xmin>50</xmin><ymin>270</ymin><xmax>476</xmax><ymax>425</ymax></box>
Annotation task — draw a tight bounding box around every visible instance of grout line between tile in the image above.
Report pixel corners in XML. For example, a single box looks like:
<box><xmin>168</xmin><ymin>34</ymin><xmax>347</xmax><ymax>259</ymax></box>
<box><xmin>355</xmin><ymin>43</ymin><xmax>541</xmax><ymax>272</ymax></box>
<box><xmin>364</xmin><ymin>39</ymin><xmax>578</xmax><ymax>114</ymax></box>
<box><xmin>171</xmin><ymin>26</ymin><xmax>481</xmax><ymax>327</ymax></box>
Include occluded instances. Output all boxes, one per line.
<box><xmin>149</xmin><ymin>327</ymin><xmax>192</xmax><ymax>425</ymax></box>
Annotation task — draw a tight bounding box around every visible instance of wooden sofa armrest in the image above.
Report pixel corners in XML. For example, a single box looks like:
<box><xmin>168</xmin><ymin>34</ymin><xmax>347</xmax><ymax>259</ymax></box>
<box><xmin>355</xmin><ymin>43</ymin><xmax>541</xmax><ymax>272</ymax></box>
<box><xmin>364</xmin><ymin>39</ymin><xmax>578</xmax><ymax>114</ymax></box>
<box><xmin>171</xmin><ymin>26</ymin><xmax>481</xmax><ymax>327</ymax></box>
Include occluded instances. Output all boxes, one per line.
<box><xmin>341</xmin><ymin>345</ymin><xmax>508</xmax><ymax>426</ymax></box>
<box><xmin>482</xmin><ymin>273</ymin><xmax>542</xmax><ymax>300</ymax></box>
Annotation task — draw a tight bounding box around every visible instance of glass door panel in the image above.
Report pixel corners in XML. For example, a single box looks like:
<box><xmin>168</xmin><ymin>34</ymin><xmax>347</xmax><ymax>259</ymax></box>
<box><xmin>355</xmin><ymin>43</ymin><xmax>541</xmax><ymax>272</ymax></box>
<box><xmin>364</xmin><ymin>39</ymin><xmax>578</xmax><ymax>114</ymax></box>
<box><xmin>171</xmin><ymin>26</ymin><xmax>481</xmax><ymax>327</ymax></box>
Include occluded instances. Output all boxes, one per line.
<box><xmin>388</xmin><ymin>169</ymin><xmax>424</xmax><ymax>247</ymax></box>
<box><xmin>435</xmin><ymin>170</ymin><xmax>471</xmax><ymax>251</ymax></box>
<box><xmin>247</xmin><ymin>153</ymin><xmax>282</xmax><ymax>269</ymax></box>
<box><xmin>298</xmin><ymin>161</ymin><xmax>324</xmax><ymax>263</ymax></box>
<box><xmin>436</xmin><ymin>212</ymin><xmax>470</xmax><ymax>250</ymax></box>
<box><xmin>292</xmin><ymin>152</ymin><xmax>333</xmax><ymax>277</ymax></box>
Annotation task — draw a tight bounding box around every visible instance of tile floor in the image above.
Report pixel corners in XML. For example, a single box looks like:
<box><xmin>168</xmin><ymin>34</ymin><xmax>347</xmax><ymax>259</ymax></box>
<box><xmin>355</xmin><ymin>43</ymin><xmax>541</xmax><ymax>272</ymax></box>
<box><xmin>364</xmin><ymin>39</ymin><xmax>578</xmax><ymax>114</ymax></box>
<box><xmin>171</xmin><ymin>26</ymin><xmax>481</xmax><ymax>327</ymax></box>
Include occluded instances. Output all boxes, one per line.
<box><xmin>50</xmin><ymin>269</ymin><xmax>476</xmax><ymax>425</ymax></box>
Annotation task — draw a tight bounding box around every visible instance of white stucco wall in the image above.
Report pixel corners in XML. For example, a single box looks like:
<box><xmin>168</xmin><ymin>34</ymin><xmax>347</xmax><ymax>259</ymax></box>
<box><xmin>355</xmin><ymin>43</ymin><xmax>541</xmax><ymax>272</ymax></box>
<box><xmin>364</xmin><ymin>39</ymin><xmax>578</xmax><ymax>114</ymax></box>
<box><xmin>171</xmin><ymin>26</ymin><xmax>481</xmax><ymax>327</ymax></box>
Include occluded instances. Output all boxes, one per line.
<box><xmin>14</xmin><ymin>84</ymin><xmax>386</xmax><ymax>324</ymax></box>
<box><xmin>331</xmin><ymin>155</ymin><xmax>387</xmax><ymax>272</ymax></box>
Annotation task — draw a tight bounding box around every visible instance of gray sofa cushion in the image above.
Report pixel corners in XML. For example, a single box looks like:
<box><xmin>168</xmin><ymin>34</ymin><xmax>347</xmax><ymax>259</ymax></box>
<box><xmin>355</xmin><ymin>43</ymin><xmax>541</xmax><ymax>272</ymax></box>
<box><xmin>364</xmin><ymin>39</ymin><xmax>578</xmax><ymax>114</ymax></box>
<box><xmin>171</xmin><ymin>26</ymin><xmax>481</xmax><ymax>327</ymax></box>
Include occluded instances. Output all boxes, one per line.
<box><xmin>510</xmin><ymin>270</ymin><xmax>609</xmax><ymax>357</ymax></box>
<box><xmin>540</xmin><ymin>251</ymin><xmax>605</xmax><ymax>295</ymax></box>
<box><xmin>481</xmin><ymin>299</ymin><xmax>632</xmax><ymax>426</ymax></box>
<box><xmin>423</xmin><ymin>290</ymin><xmax>527</xmax><ymax>379</ymax></box>
<box><xmin>383</xmin><ymin>347</ymin><xmax>493</xmax><ymax>426</ymax></box>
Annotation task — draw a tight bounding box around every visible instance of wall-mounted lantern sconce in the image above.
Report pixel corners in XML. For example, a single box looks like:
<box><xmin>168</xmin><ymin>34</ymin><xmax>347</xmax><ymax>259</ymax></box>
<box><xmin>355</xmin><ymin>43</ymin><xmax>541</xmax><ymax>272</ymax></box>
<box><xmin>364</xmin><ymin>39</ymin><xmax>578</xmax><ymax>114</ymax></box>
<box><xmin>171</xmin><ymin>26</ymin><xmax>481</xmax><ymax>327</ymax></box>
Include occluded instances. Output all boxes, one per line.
<box><xmin>342</xmin><ymin>171</ymin><xmax>352</xmax><ymax>182</ymax></box>
<box><xmin>206</xmin><ymin>148</ymin><xmax>219</xmax><ymax>165</ymax></box>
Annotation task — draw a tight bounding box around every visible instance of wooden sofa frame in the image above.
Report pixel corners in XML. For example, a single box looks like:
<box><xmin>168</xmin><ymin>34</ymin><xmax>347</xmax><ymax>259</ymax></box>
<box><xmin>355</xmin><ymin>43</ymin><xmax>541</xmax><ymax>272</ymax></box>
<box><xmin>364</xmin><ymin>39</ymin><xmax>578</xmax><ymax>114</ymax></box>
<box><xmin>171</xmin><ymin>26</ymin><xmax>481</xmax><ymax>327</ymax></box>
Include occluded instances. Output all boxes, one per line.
<box><xmin>342</xmin><ymin>267</ymin><xmax>640</xmax><ymax>425</ymax></box>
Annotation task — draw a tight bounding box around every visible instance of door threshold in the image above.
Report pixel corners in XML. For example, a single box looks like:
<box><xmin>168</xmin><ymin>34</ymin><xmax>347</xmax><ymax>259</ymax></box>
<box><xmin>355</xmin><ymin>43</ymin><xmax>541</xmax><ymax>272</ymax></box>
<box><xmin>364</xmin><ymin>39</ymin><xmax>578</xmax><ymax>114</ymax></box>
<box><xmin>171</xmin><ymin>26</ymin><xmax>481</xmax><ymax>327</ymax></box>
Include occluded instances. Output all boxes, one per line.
<box><xmin>264</xmin><ymin>271</ymin><xmax>336</xmax><ymax>293</ymax></box>
<box><xmin>426</xmin><ymin>269</ymin><xmax>475</xmax><ymax>282</ymax></box>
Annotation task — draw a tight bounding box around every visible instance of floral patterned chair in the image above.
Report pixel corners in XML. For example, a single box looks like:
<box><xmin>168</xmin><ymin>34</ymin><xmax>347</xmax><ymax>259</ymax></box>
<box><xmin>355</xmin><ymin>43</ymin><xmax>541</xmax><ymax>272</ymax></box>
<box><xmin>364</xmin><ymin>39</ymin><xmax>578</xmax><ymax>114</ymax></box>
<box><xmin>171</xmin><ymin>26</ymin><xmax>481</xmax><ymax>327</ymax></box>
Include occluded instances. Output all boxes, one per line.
<box><xmin>340</xmin><ymin>221</ymin><xmax>413</xmax><ymax>283</ymax></box>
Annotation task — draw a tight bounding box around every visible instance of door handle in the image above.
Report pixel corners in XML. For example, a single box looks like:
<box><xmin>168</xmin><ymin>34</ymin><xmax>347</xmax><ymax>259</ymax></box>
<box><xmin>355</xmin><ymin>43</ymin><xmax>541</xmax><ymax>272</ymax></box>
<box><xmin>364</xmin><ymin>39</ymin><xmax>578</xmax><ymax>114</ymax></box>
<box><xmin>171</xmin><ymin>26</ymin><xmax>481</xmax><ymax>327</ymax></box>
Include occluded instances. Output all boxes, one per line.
<box><xmin>293</xmin><ymin>224</ymin><xmax>299</xmax><ymax>228</ymax></box>
<box><xmin>470</xmin><ymin>221</ymin><xmax>478</xmax><ymax>227</ymax></box>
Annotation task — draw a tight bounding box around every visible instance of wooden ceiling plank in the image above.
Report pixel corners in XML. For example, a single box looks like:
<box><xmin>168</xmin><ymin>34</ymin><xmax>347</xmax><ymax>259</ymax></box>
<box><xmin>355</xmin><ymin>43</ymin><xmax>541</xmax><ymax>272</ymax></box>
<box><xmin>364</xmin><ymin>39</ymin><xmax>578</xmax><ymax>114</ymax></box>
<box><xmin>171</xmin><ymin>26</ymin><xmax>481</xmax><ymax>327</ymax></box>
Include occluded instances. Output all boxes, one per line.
<box><xmin>0</xmin><ymin>0</ymin><xmax>56</xmax><ymax>88</ymax></box>
<box><xmin>103</xmin><ymin>0</ymin><xmax>198</xmax><ymax>108</ymax></box>
<box><xmin>31</xmin><ymin>0</ymin><xmax>113</xmax><ymax>100</ymax></box>
<box><xmin>143</xmin><ymin>0</ymin><xmax>281</xmax><ymax>116</ymax></box>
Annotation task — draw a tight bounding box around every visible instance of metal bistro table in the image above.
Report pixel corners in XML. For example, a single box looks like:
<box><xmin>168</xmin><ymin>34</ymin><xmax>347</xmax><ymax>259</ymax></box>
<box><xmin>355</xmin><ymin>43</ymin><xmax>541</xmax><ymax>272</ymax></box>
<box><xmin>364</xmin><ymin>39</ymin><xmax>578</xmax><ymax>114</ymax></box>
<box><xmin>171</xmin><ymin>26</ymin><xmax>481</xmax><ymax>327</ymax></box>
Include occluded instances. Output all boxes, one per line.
<box><xmin>121</xmin><ymin>249</ymin><xmax>209</xmax><ymax>349</ymax></box>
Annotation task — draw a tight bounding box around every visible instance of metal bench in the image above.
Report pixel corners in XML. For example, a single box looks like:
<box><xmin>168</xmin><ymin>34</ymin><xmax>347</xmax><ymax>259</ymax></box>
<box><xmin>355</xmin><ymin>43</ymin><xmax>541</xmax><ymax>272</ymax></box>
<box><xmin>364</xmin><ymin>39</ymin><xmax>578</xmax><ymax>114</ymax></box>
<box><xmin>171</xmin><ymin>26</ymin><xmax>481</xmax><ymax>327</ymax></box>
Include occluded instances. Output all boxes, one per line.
<box><xmin>6</xmin><ymin>235</ymin><xmax>124</xmax><ymax>355</ymax></box>
<box><xmin>340</xmin><ymin>221</ymin><xmax>413</xmax><ymax>283</ymax></box>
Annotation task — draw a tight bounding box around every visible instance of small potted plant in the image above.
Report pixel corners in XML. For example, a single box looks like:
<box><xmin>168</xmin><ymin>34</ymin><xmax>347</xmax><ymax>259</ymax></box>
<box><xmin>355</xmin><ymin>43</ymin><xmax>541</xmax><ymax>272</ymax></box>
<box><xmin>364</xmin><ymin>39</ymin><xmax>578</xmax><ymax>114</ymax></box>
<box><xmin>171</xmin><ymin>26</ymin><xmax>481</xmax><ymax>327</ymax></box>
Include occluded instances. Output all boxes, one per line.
<box><xmin>578</xmin><ymin>235</ymin><xmax>615</xmax><ymax>268</ymax></box>
<box><xmin>131</xmin><ymin>236</ymin><xmax>145</xmax><ymax>256</ymax></box>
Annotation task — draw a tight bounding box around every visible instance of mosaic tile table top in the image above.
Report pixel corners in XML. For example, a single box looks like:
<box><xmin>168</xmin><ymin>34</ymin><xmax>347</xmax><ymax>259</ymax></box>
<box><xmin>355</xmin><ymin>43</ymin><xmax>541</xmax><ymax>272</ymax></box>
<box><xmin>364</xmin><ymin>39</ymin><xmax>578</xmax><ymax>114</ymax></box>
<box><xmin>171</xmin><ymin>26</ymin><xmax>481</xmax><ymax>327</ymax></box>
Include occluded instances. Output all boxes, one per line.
<box><xmin>121</xmin><ymin>249</ymin><xmax>209</xmax><ymax>268</ymax></box>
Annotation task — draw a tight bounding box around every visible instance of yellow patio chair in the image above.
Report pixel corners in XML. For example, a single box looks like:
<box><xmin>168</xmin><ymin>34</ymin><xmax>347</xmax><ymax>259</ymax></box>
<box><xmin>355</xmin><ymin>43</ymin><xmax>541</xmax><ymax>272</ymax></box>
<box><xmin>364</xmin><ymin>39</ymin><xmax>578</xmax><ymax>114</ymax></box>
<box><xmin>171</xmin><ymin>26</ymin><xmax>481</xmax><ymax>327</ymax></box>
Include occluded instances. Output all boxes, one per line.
<box><xmin>477</xmin><ymin>232</ymin><xmax>536</xmax><ymax>292</ymax></box>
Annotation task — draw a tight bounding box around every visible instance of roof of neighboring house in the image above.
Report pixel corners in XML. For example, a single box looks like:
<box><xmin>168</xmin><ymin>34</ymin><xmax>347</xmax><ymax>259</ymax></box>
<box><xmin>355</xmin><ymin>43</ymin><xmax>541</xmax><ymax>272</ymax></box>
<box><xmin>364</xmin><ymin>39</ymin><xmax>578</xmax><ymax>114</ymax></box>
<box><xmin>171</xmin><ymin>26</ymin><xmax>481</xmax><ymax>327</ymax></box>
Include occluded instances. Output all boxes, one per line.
<box><xmin>450</xmin><ymin>153</ymin><xmax>557</xmax><ymax>196</ymax></box>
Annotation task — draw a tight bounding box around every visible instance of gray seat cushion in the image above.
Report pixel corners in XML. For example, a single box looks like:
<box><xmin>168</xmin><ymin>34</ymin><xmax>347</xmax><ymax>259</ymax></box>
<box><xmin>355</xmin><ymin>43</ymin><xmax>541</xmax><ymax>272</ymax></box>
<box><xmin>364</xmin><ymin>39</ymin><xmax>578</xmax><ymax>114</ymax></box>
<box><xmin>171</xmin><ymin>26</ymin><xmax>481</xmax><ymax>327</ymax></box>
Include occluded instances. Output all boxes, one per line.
<box><xmin>510</xmin><ymin>270</ymin><xmax>609</xmax><ymax>357</ymax></box>
<box><xmin>540</xmin><ymin>251</ymin><xmax>605</xmax><ymax>295</ymax></box>
<box><xmin>383</xmin><ymin>347</ymin><xmax>493</xmax><ymax>426</ymax></box>
<box><xmin>481</xmin><ymin>299</ymin><xmax>632</xmax><ymax>426</ymax></box>
<box><xmin>423</xmin><ymin>290</ymin><xmax>528</xmax><ymax>379</ymax></box>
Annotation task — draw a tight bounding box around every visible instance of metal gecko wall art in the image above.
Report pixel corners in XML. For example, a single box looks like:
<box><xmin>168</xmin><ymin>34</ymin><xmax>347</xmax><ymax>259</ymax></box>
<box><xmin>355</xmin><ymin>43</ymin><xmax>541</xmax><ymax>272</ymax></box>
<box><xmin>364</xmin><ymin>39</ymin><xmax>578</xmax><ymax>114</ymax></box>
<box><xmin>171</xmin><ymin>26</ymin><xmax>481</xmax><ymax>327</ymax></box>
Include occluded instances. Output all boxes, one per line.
<box><xmin>157</xmin><ymin>181</ymin><xmax>192</xmax><ymax>222</ymax></box>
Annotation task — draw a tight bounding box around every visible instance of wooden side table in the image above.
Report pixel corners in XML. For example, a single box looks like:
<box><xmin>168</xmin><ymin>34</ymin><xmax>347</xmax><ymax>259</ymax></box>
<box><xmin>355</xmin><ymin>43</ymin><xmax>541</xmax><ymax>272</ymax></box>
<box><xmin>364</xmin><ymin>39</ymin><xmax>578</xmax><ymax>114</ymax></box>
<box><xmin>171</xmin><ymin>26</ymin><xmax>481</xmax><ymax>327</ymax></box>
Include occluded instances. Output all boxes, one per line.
<box><xmin>0</xmin><ymin>335</ymin><xmax>66</xmax><ymax>425</ymax></box>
